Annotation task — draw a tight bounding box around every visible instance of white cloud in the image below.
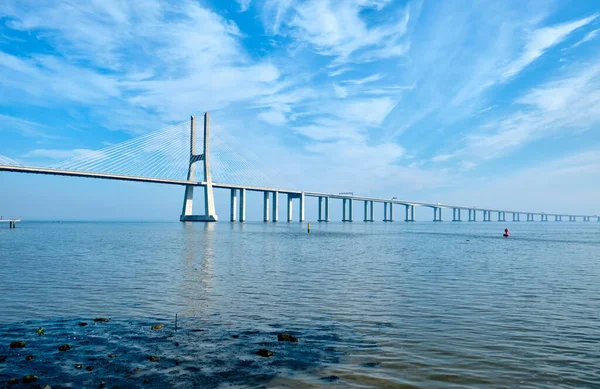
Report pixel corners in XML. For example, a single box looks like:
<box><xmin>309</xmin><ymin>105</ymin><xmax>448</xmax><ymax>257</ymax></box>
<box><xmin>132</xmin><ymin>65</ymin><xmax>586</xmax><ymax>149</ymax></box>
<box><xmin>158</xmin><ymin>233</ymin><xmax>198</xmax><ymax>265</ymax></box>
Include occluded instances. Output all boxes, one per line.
<box><xmin>237</xmin><ymin>0</ymin><xmax>251</xmax><ymax>12</ymax></box>
<box><xmin>342</xmin><ymin>74</ymin><xmax>383</xmax><ymax>85</ymax></box>
<box><xmin>333</xmin><ymin>84</ymin><xmax>348</xmax><ymax>98</ymax></box>
<box><xmin>262</xmin><ymin>0</ymin><xmax>411</xmax><ymax>64</ymax></box>
<box><xmin>569</xmin><ymin>28</ymin><xmax>600</xmax><ymax>49</ymax></box>
<box><xmin>501</xmin><ymin>14</ymin><xmax>598</xmax><ymax>81</ymax></box>
<box><xmin>431</xmin><ymin>153</ymin><xmax>455</xmax><ymax>162</ymax></box>
<box><xmin>328</xmin><ymin>67</ymin><xmax>352</xmax><ymax>77</ymax></box>
<box><xmin>258</xmin><ymin>109</ymin><xmax>287</xmax><ymax>126</ymax></box>
<box><xmin>341</xmin><ymin>97</ymin><xmax>397</xmax><ymax>126</ymax></box>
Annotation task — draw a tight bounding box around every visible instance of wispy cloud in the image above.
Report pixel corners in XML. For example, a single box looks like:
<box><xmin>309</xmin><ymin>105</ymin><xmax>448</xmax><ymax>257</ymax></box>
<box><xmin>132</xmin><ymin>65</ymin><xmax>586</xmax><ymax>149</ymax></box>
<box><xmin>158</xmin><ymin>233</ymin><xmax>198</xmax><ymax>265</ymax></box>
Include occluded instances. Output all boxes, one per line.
<box><xmin>501</xmin><ymin>14</ymin><xmax>598</xmax><ymax>81</ymax></box>
<box><xmin>237</xmin><ymin>0</ymin><xmax>252</xmax><ymax>12</ymax></box>
<box><xmin>568</xmin><ymin>28</ymin><xmax>600</xmax><ymax>49</ymax></box>
<box><xmin>21</xmin><ymin>148</ymin><xmax>96</xmax><ymax>160</ymax></box>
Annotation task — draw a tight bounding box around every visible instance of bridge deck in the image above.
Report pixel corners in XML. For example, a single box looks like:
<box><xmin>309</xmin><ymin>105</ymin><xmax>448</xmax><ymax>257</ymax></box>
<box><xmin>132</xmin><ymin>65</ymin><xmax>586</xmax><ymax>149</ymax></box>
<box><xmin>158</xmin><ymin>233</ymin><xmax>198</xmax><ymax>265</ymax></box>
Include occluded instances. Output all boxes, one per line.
<box><xmin>1</xmin><ymin>165</ymin><xmax>596</xmax><ymax>219</ymax></box>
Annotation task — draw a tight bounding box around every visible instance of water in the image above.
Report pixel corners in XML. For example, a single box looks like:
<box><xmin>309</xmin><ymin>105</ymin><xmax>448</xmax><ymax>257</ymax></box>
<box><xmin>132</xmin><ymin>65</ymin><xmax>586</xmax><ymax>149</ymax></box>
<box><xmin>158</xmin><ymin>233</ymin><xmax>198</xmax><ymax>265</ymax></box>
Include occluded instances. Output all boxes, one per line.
<box><xmin>1</xmin><ymin>221</ymin><xmax>599</xmax><ymax>388</ymax></box>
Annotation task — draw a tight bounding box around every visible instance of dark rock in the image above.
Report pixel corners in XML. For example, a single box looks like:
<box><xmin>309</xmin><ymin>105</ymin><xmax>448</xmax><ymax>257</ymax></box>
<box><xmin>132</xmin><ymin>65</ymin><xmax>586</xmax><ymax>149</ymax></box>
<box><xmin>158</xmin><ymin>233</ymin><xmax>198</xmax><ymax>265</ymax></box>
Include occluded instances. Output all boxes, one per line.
<box><xmin>277</xmin><ymin>333</ymin><xmax>298</xmax><ymax>342</ymax></box>
<box><xmin>22</xmin><ymin>375</ymin><xmax>38</xmax><ymax>383</ymax></box>
<box><xmin>0</xmin><ymin>356</ymin><xmax>7</xmax><ymax>363</ymax></box>
<box><xmin>255</xmin><ymin>349</ymin><xmax>273</xmax><ymax>357</ymax></box>
<box><xmin>133</xmin><ymin>367</ymin><xmax>141</xmax><ymax>372</ymax></box>
<box><xmin>25</xmin><ymin>355</ymin><xmax>35</xmax><ymax>361</ymax></box>
<box><xmin>7</xmin><ymin>378</ymin><xmax>19</xmax><ymax>385</ymax></box>
<box><xmin>174</xmin><ymin>342</ymin><xmax>180</xmax><ymax>347</ymax></box>
<box><xmin>190</xmin><ymin>329</ymin><xmax>204</xmax><ymax>332</ymax></box>
<box><xmin>86</xmin><ymin>366</ymin><xmax>94</xmax><ymax>371</ymax></box>
<box><xmin>151</xmin><ymin>324</ymin><xmax>164</xmax><ymax>331</ymax></box>
<box><xmin>75</xmin><ymin>364</ymin><xmax>83</xmax><ymax>369</ymax></box>
<box><xmin>78</xmin><ymin>322</ymin><xmax>88</xmax><ymax>327</ymax></box>
<box><xmin>231</xmin><ymin>335</ymin><xmax>239</xmax><ymax>339</ymax></box>
<box><xmin>99</xmin><ymin>381</ymin><xmax>106</xmax><ymax>388</ymax></box>
<box><xmin>58</xmin><ymin>344</ymin><xmax>72</xmax><ymax>352</ymax></box>
<box><xmin>10</xmin><ymin>341</ymin><xmax>25</xmax><ymax>348</ymax></box>
<box><xmin>147</xmin><ymin>356</ymin><xmax>160</xmax><ymax>362</ymax></box>
<box><xmin>175</xmin><ymin>359</ymin><xmax>180</xmax><ymax>365</ymax></box>
<box><xmin>94</xmin><ymin>318</ymin><xmax>110</xmax><ymax>323</ymax></box>
<box><xmin>320</xmin><ymin>375</ymin><xmax>339</xmax><ymax>382</ymax></box>
<box><xmin>108</xmin><ymin>354</ymin><xmax>118</xmax><ymax>358</ymax></box>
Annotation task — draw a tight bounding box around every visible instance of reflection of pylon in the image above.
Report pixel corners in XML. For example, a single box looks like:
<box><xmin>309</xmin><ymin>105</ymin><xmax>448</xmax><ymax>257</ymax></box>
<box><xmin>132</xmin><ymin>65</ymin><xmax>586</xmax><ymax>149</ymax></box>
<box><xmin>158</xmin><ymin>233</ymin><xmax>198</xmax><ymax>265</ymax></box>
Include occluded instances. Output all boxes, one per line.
<box><xmin>180</xmin><ymin>113</ymin><xmax>218</xmax><ymax>222</ymax></box>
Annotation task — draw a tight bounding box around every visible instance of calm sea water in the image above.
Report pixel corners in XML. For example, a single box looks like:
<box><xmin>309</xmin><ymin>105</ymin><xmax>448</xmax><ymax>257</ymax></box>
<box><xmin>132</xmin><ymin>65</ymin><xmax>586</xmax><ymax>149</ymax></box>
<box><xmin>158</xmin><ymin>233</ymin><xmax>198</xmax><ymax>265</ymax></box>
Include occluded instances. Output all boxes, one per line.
<box><xmin>0</xmin><ymin>221</ymin><xmax>599</xmax><ymax>388</ymax></box>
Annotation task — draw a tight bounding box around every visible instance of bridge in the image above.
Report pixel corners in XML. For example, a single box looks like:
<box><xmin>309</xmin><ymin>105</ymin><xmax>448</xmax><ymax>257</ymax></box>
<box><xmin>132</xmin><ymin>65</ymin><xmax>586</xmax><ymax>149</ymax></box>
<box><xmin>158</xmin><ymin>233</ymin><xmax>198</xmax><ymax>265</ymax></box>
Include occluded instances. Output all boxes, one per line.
<box><xmin>1</xmin><ymin>113</ymin><xmax>598</xmax><ymax>223</ymax></box>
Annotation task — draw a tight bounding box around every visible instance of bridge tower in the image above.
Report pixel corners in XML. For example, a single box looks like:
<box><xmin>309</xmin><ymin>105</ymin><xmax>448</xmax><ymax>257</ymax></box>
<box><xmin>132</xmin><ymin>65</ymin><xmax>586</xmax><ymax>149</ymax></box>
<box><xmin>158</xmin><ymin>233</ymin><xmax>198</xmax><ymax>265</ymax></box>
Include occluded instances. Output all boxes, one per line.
<box><xmin>180</xmin><ymin>113</ymin><xmax>218</xmax><ymax>222</ymax></box>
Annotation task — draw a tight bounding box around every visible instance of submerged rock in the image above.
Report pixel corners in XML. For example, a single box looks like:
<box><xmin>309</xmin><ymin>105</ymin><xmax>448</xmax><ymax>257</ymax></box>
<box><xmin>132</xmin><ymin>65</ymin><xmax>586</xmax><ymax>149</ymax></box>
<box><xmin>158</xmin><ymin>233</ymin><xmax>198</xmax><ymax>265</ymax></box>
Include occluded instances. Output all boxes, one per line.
<box><xmin>58</xmin><ymin>344</ymin><xmax>72</xmax><ymax>352</ymax></box>
<box><xmin>148</xmin><ymin>356</ymin><xmax>160</xmax><ymax>362</ymax></box>
<box><xmin>22</xmin><ymin>375</ymin><xmax>38</xmax><ymax>383</ymax></box>
<box><xmin>151</xmin><ymin>324</ymin><xmax>164</xmax><ymax>331</ymax></box>
<box><xmin>320</xmin><ymin>375</ymin><xmax>339</xmax><ymax>382</ymax></box>
<box><xmin>255</xmin><ymin>349</ymin><xmax>273</xmax><ymax>358</ymax></box>
<box><xmin>10</xmin><ymin>341</ymin><xmax>25</xmax><ymax>348</ymax></box>
<box><xmin>108</xmin><ymin>353</ymin><xmax>118</xmax><ymax>358</ymax></box>
<box><xmin>231</xmin><ymin>335</ymin><xmax>239</xmax><ymax>339</ymax></box>
<box><xmin>78</xmin><ymin>322</ymin><xmax>88</xmax><ymax>327</ymax></box>
<box><xmin>277</xmin><ymin>333</ymin><xmax>298</xmax><ymax>342</ymax></box>
<box><xmin>25</xmin><ymin>355</ymin><xmax>35</xmax><ymax>361</ymax></box>
<box><xmin>7</xmin><ymin>378</ymin><xmax>19</xmax><ymax>385</ymax></box>
<box><xmin>86</xmin><ymin>366</ymin><xmax>94</xmax><ymax>371</ymax></box>
<box><xmin>94</xmin><ymin>318</ymin><xmax>110</xmax><ymax>323</ymax></box>
<box><xmin>99</xmin><ymin>381</ymin><xmax>106</xmax><ymax>388</ymax></box>
<box><xmin>175</xmin><ymin>359</ymin><xmax>181</xmax><ymax>365</ymax></box>
<box><xmin>0</xmin><ymin>355</ymin><xmax>7</xmax><ymax>363</ymax></box>
<box><xmin>75</xmin><ymin>364</ymin><xmax>83</xmax><ymax>369</ymax></box>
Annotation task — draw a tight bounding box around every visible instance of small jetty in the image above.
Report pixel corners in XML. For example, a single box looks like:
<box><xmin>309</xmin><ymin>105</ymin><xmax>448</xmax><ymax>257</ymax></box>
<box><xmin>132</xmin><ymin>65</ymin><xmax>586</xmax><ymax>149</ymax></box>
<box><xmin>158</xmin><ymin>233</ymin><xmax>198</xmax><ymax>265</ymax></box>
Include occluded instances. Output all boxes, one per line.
<box><xmin>1</xmin><ymin>218</ymin><xmax>20</xmax><ymax>228</ymax></box>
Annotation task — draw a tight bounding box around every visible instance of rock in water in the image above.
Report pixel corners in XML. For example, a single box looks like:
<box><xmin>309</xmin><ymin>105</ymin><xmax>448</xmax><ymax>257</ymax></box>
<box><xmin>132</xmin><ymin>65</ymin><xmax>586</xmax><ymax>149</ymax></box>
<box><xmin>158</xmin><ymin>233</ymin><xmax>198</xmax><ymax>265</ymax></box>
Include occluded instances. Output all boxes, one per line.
<box><xmin>94</xmin><ymin>318</ymin><xmax>110</xmax><ymax>323</ymax></box>
<box><xmin>255</xmin><ymin>349</ymin><xmax>273</xmax><ymax>357</ymax></box>
<box><xmin>36</xmin><ymin>327</ymin><xmax>45</xmax><ymax>336</ymax></box>
<box><xmin>25</xmin><ymin>355</ymin><xmax>35</xmax><ymax>361</ymax></box>
<box><xmin>58</xmin><ymin>344</ymin><xmax>72</xmax><ymax>352</ymax></box>
<box><xmin>0</xmin><ymin>355</ymin><xmax>7</xmax><ymax>363</ymax></box>
<box><xmin>108</xmin><ymin>353</ymin><xmax>118</xmax><ymax>358</ymax></box>
<box><xmin>10</xmin><ymin>341</ymin><xmax>25</xmax><ymax>348</ymax></box>
<box><xmin>7</xmin><ymin>378</ymin><xmax>19</xmax><ymax>385</ymax></box>
<box><xmin>148</xmin><ymin>356</ymin><xmax>160</xmax><ymax>362</ymax></box>
<box><xmin>22</xmin><ymin>375</ymin><xmax>38</xmax><ymax>383</ymax></box>
<box><xmin>231</xmin><ymin>335</ymin><xmax>239</xmax><ymax>339</ymax></box>
<box><xmin>78</xmin><ymin>322</ymin><xmax>88</xmax><ymax>327</ymax></box>
<box><xmin>86</xmin><ymin>366</ymin><xmax>94</xmax><ymax>371</ymax></box>
<box><xmin>151</xmin><ymin>324</ymin><xmax>164</xmax><ymax>331</ymax></box>
<box><xmin>277</xmin><ymin>333</ymin><xmax>298</xmax><ymax>342</ymax></box>
<box><xmin>75</xmin><ymin>364</ymin><xmax>83</xmax><ymax>369</ymax></box>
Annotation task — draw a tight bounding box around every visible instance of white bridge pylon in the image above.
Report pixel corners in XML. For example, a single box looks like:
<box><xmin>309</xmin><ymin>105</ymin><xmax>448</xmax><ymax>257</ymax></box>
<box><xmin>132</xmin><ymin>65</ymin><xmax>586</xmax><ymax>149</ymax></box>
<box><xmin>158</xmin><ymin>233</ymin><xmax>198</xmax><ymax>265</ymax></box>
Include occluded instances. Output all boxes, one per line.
<box><xmin>180</xmin><ymin>113</ymin><xmax>217</xmax><ymax>222</ymax></box>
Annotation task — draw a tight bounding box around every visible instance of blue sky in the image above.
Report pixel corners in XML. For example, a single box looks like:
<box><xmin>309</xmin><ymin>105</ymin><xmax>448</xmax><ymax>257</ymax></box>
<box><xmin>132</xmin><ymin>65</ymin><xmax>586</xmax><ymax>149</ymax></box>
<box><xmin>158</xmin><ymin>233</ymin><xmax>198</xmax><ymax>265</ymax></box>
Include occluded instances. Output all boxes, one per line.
<box><xmin>1</xmin><ymin>0</ymin><xmax>600</xmax><ymax>220</ymax></box>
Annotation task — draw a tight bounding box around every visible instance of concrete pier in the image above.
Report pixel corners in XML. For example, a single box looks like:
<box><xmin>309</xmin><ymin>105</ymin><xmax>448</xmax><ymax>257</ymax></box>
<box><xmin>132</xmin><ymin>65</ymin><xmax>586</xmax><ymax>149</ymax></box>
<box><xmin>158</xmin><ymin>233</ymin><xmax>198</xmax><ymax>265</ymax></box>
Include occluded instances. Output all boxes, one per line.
<box><xmin>513</xmin><ymin>212</ymin><xmax>520</xmax><ymax>222</ymax></box>
<box><xmin>541</xmin><ymin>214</ymin><xmax>548</xmax><ymax>222</ymax></box>
<box><xmin>3</xmin><ymin>219</ymin><xmax>19</xmax><ymax>228</ymax></box>
<box><xmin>468</xmin><ymin>209</ymin><xmax>476</xmax><ymax>222</ymax></box>
<box><xmin>527</xmin><ymin>213</ymin><xmax>533</xmax><ymax>222</ymax></box>
<box><xmin>363</xmin><ymin>201</ymin><xmax>374</xmax><ymax>222</ymax></box>
<box><xmin>370</xmin><ymin>201</ymin><xmax>374</xmax><ymax>222</ymax></box>
<box><xmin>263</xmin><ymin>192</ymin><xmax>270</xmax><ymax>222</ymax></box>
<box><xmin>555</xmin><ymin>215</ymin><xmax>561</xmax><ymax>221</ymax></box>
<box><xmin>239</xmin><ymin>188</ymin><xmax>246</xmax><ymax>222</ymax></box>
<box><xmin>569</xmin><ymin>215</ymin><xmax>575</xmax><ymax>222</ymax></box>
<box><xmin>230</xmin><ymin>189</ymin><xmax>237</xmax><ymax>221</ymax></box>
<box><xmin>583</xmin><ymin>216</ymin><xmax>590</xmax><ymax>222</ymax></box>
<box><xmin>452</xmin><ymin>208</ymin><xmax>461</xmax><ymax>222</ymax></box>
<box><xmin>383</xmin><ymin>202</ymin><xmax>394</xmax><ymax>222</ymax></box>
<box><xmin>299</xmin><ymin>192</ymin><xmax>305</xmax><ymax>222</ymax></box>
<box><xmin>342</xmin><ymin>198</ymin><xmax>353</xmax><ymax>222</ymax></box>
<box><xmin>405</xmin><ymin>205</ymin><xmax>415</xmax><ymax>222</ymax></box>
<box><xmin>497</xmin><ymin>211</ymin><xmax>506</xmax><ymax>222</ymax></box>
<box><xmin>272</xmin><ymin>191</ymin><xmax>279</xmax><ymax>222</ymax></box>
<box><xmin>483</xmin><ymin>210</ymin><xmax>491</xmax><ymax>222</ymax></box>
<box><xmin>433</xmin><ymin>207</ymin><xmax>442</xmax><ymax>222</ymax></box>
<box><xmin>287</xmin><ymin>194</ymin><xmax>293</xmax><ymax>222</ymax></box>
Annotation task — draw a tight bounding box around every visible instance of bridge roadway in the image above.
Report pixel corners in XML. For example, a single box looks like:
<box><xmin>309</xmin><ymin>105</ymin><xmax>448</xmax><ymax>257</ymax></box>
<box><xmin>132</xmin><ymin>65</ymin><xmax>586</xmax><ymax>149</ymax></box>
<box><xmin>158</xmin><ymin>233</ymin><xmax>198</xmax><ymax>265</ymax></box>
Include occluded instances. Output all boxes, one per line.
<box><xmin>1</xmin><ymin>165</ymin><xmax>597</xmax><ymax>221</ymax></box>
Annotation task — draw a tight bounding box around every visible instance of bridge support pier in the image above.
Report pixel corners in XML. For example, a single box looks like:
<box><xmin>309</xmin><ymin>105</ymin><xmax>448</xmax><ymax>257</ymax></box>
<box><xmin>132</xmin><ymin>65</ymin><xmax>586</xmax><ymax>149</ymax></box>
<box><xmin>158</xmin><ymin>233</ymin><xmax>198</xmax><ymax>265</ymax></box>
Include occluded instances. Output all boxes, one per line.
<box><xmin>287</xmin><ymin>194</ymin><xmax>293</xmax><ymax>222</ymax></box>
<box><xmin>180</xmin><ymin>113</ymin><xmax>218</xmax><ymax>222</ymax></box>
<box><xmin>583</xmin><ymin>216</ymin><xmax>590</xmax><ymax>222</ymax></box>
<box><xmin>498</xmin><ymin>211</ymin><xmax>506</xmax><ymax>222</ymax></box>
<box><xmin>239</xmin><ymin>188</ymin><xmax>246</xmax><ymax>222</ymax></box>
<box><xmin>569</xmin><ymin>215</ymin><xmax>576</xmax><ymax>222</ymax></box>
<box><xmin>452</xmin><ymin>208</ymin><xmax>461</xmax><ymax>222</ymax></box>
<box><xmin>263</xmin><ymin>192</ymin><xmax>270</xmax><ymax>222</ymax></box>
<box><xmin>272</xmin><ymin>191</ymin><xmax>279</xmax><ymax>222</ymax></box>
<box><xmin>433</xmin><ymin>207</ymin><xmax>442</xmax><ymax>222</ymax></box>
<box><xmin>405</xmin><ymin>205</ymin><xmax>415</xmax><ymax>222</ymax></box>
<box><xmin>468</xmin><ymin>209</ymin><xmax>476</xmax><ymax>222</ymax></box>
<box><xmin>299</xmin><ymin>192</ymin><xmax>305</xmax><ymax>222</ymax></box>
<box><xmin>383</xmin><ymin>202</ymin><xmax>394</xmax><ymax>222</ymax></box>
<box><xmin>541</xmin><ymin>214</ymin><xmax>548</xmax><ymax>222</ymax></box>
<box><xmin>527</xmin><ymin>213</ymin><xmax>533</xmax><ymax>222</ymax></box>
<box><xmin>318</xmin><ymin>196</ymin><xmax>330</xmax><ymax>222</ymax></box>
<box><xmin>342</xmin><ymin>198</ymin><xmax>353</xmax><ymax>222</ymax></box>
<box><xmin>555</xmin><ymin>215</ymin><xmax>561</xmax><ymax>222</ymax></box>
<box><xmin>230</xmin><ymin>189</ymin><xmax>237</xmax><ymax>221</ymax></box>
<box><xmin>483</xmin><ymin>210</ymin><xmax>491</xmax><ymax>222</ymax></box>
<box><xmin>513</xmin><ymin>212</ymin><xmax>520</xmax><ymax>222</ymax></box>
<box><xmin>364</xmin><ymin>201</ymin><xmax>374</xmax><ymax>222</ymax></box>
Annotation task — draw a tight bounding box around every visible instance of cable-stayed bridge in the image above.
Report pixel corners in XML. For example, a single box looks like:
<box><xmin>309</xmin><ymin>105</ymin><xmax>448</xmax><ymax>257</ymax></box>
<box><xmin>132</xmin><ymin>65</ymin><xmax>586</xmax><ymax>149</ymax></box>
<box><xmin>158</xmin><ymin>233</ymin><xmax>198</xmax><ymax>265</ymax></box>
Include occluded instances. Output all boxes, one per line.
<box><xmin>1</xmin><ymin>113</ymin><xmax>598</xmax><ymax>223</ymax></box>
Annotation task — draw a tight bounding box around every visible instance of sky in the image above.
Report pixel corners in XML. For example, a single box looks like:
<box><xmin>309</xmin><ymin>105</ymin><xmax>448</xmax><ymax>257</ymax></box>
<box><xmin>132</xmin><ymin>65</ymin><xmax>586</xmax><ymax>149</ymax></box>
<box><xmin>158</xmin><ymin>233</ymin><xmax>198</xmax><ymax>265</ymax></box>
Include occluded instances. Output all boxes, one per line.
<box><xmin>1</xmin><ymin>0</ymin><xmax>599</xmax><ymax>221</ymax></box>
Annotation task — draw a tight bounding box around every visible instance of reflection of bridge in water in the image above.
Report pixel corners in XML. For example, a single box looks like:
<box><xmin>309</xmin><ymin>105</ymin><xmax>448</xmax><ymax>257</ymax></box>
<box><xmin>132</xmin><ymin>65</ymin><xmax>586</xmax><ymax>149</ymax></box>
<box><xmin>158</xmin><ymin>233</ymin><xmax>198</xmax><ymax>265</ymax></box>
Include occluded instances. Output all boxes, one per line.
<box><xmin>1</xmin><ymin>113</ymin><xmax>598</xmax><ymax>223</ymax></box>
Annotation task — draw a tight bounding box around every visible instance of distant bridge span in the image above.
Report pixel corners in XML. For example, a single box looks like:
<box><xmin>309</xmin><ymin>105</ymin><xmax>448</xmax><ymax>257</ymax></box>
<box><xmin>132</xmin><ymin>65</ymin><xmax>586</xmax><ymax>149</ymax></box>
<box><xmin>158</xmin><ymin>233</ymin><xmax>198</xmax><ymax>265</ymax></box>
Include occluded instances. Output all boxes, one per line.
<box><xmin>1</xmin><ymin>113</ymin><xmax>597</xmax><ymax>223</ymax></box>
